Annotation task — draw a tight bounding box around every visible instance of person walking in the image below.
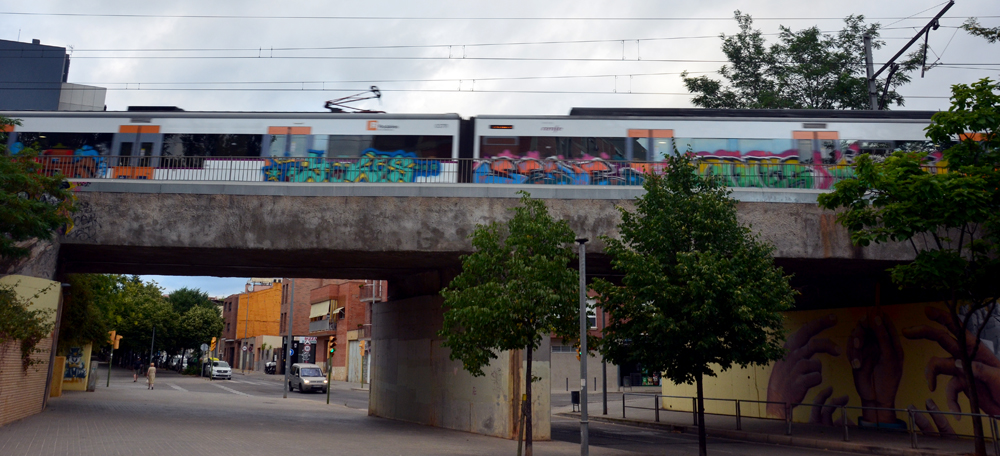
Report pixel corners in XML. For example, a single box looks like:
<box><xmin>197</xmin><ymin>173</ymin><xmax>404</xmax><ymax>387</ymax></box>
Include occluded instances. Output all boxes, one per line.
<box><xmin>133</xmin><ymin>358</ymin><xmax>143</xmax><ymax>382</ymax></box>
<box><xmin>146</xmin><ymin>362</ymin><xmax>156</xmax><ymax>390</ymax></box>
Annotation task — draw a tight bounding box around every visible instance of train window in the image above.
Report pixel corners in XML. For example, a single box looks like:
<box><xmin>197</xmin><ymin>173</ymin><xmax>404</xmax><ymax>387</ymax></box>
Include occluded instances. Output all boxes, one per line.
<box><xmin>162</xmin><ymin>134</ymin><xmax>264</xmax><ymax>157</ymax></box>
<box><xmin>266</xmin><ymin>134</ymin><xmax>312</xmax><ymax>157</ymax></box>
<box><xmin>10</xmin><ymin>132</ymin><xmax>113</xmax><ymax>156</ymax></box>
<box><xmin>479</xmin><ymin>136</ymin><xmax>624</xmax><ymax>160</ymax></box>
<box><xmin>678</xmin><ymin>138</ymin><xmax>729</xmax><ymax>155</ymax></box>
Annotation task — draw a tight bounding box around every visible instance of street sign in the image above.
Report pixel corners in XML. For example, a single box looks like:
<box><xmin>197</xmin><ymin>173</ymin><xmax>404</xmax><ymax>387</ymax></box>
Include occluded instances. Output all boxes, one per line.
<box><xmin>303</xmin><ymin>344</ymin><xmax>311</xmax><ymax>353</ymax></box>
<box><xmin>200</xmin><ymin>343</ymin><xmax>209</xmax><ymax>352</ymax></box>
<box><xmin>289</xmin><ymin>349</ymin><xmax>294</xmax><ymax>356</ymax></box>
<box><xmin>241</xmin><ymin>345</ymin><xmax>248</xmax><ymax>352</ymax></box>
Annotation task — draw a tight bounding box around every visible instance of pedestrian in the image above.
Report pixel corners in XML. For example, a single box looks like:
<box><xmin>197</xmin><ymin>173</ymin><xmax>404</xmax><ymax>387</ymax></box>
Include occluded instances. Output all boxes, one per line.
<box><xmin>146</xmin><ymin>362</ymin><xmax>156</xmax><ymax>390</ymax></box>
<box><xmin>133</xmin><ymin>358</ymin><xmax>143</xmax><ymax>382</ymax></box>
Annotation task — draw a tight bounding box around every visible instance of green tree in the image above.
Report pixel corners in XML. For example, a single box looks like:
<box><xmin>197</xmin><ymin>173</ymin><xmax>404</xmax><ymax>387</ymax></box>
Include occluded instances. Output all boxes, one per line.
<box><xmin>0</xmin><ymin>282</ymin><xmax>56</xmax><ymax>372</ymax></box>
<box><xmin>817</xmin><ymin>78</ymin><xmax>999</xmax><ymax>456</ymax></box>
<box><xmin>963</xmin><ymin>18</ymin><xmax>1000</xmax><ymax>44</ymax></box>
<box><xmin>167</xmin><ymin>287</ymin><xmax>214</xmax><ymax>314</ymax></box>
<box><xmin>58</xmin><ymin>274</ymin><xmax>114</xmax><ymax>348</ymax></box>
<box><xmin>176</xmin><ymin>305</ymin><xmax>224</xmax><ymax>356</ymax></box>
<box><xmin>439</xmin><ymin>192</ymin><xmax>578</xmax><ymax>456</ymax></box>
<box><xmin>593</xmin><ymin>151</ymin><xmax>795</xmax><ymax>456</ymax></box>
<box><xmin>0</xmin><ymin>116</ymin><xmax>74</xmax><ymax>269</ymax></box>
<box><xmin>682</xmin><ymin>12</ymin><xmax>918</xmax><ymax>109</ymax></box>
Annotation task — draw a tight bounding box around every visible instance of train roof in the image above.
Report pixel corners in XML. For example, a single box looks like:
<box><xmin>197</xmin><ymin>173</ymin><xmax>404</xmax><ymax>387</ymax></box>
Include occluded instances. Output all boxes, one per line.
<box><xmin>568</xmin><ymin>107</ymin><xmax>938</xmax><ymax>120</ymax></box>
<box><xmin>0</xmin><ymin>110</ymin><xmax>461</xmax><ymax>120</ymax></box>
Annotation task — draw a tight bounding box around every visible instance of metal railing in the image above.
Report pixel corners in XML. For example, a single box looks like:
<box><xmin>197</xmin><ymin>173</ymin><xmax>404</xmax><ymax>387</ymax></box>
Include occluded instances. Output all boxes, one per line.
<box><xmin>24</xmin><ymin>155</ymin><xmax>892</xmax><ymax>190</ymax></box>
<box><xmin>620</xmin><ymin>392</ymin><xmax>1000</xmax><ymax>453</ymax></box>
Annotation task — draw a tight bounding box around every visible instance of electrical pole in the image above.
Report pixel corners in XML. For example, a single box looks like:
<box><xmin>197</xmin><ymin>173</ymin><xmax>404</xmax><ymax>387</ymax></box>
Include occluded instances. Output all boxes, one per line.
<box><xmin>576</xmin><ymin>238</ymin><xmax>589</xmax><ymax>456</ymax></box>
<box><xmin>242</xmin><ymin>294</ymin><xmax>250</xmax><ymax>375</ymax></box>
<box><xmin>865</xmin><ymin>0</ymin><xmax>954</xmax><ymax>110</ymax></box>
<box><xmin>149</xmin><ymin>326</ymin><xmax>156</xmax><ymax>366</ymax></box>
<box><xmin>283</xmin><ymin>279</ymin><xmax>295</xmax><ymax>399</ymax></box>
<box><xmin>864</xmin><ymin>34</ymin><xmax>878</xmax><ymax>110</ymax></box>
<box><xmin>602</xmin><ymin>310</ymin><xmax>607</xmax><ymax>416</ymax></box>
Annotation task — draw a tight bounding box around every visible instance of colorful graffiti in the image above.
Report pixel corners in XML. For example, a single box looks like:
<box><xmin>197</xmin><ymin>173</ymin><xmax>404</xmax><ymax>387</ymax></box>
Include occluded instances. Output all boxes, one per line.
<box><xmin>14</xmin><ymin>141</ymin><xmax>109</xmax><ymax>178</ymax></box>
<box><xmin>473</xmin><ymin>152</ymin><xmax>649</xmax><ymax>186</ymax></box>
<box><xmin>261</xmin><ymin>149</ymin><xmax>442</xmax><ymax>183</ymax></box>
<box><xmin>64</xmin><ymin>347</ymin><xmax>87</xmax><ymax>382</ymax></box>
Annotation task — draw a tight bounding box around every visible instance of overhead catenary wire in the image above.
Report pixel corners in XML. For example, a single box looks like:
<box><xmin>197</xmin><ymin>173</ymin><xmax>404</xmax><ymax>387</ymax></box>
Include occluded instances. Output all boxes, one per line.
<box><xmin>0</xmin><ymin>11</ymin><xmax>996</xmax><ymax>21</ymax></box>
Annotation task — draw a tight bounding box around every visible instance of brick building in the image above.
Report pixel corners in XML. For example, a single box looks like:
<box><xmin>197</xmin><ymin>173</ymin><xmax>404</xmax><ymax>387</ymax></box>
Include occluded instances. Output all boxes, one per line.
<box><xmin>279</xmin><ymin>279</ymin><xmax>385</xmax><ymax>382</ymax></box>
<box><xmin>221</xmin><ymin>279</ymin><xmax>282</xmax><ymax>370</ymax></box>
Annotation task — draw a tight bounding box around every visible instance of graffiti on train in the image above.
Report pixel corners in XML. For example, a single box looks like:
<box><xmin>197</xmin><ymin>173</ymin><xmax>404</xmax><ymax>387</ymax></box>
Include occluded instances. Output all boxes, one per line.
<box><xmin>473</xmin><ymin>152</ymin><xmax>649</xmax><ymax>186</ymax></box>
<box><xmin>261</xmin><ymin>149</ymin><xmax>442</xmax><ymax>183</ymax></box>
<box><xmin>11</xmin><ymin>141</ymin><xmax>109</xmax><ymax>178</ymax></box>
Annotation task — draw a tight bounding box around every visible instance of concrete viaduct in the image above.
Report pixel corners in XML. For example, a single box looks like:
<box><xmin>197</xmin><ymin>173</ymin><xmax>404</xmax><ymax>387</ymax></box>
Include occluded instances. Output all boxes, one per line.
<box><xmin>35</xmin><ymin>180</ymin><xmax>917</xmax><ymax>440</ymax></box>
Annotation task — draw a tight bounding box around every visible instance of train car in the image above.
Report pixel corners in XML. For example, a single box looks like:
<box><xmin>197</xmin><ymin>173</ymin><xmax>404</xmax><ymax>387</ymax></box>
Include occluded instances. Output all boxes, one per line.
<box><xmin>1</xmin><ymin>110</ymin><xmax>463</xmax><ymax>183</ymax></box>
<box><xmin>472</xmin><ymin>108</ymin><xmax>940</xmax><ymax>188</ymax></box>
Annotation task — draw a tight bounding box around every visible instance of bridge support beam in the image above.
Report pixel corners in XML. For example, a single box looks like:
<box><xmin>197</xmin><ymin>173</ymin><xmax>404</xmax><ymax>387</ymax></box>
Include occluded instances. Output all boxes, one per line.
<box><xmin>370</xmin><ymin>275</ymin><xmax>551</xmax><ymax>440</ymax></box>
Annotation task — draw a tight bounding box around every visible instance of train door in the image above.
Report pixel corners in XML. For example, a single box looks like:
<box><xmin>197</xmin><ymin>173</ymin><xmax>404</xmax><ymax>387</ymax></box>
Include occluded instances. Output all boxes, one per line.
<box><xmin>113</xmin><ymin>125</ymin><xmax>163</xmax><ymax>177</ymax></box>
<box><xmin>793</xmin><ymin>131</ymin><xmax>839</xmax><ymax>163</ymax></box>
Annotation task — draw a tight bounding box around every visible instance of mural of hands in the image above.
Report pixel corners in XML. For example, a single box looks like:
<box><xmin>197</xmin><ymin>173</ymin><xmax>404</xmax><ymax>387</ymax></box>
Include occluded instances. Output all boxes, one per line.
<box><xmin>902</xmin><ymin>306</ymin><xmax>1000</xmax><ymax>418</ymax></box>
<box><xmin>908</xmin><ymin>399</ymin><xmax>957</xmax><ymax>437</ymax></box>
<box><xmin>809</xmin><ymin>386</ymin><xmax>849</xmax><ymax>426</ymax></box>
<box><xmin>767</xmin><ymin>314</ymin><xmax>841</xmax><ymax>419</ymax></box>
<box><xmin>848</xmin><ymin>309</ymin><xmax>904</xmax><ymax>425</ymax></box>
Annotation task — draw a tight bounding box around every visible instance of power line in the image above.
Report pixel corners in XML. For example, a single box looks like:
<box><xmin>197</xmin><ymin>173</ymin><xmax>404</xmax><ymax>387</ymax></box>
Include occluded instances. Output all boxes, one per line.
<box><xmin>1</xmin><ymin>11</ymin><xmax>996</xmax><ymax>21</ymax></box>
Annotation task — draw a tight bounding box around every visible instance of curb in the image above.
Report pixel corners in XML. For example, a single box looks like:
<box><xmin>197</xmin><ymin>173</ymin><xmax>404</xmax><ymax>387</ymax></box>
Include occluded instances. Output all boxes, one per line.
<box><xmin>555</xmin><ymin>413</ymin><xmax>959</xmax><ymax>456</ymax></box>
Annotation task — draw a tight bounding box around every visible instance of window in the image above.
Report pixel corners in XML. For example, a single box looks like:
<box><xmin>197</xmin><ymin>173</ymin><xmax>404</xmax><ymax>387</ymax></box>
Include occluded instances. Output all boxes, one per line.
<box><xmin>552</xmin><ymin>345</ymin><xmax>576</xmax><ymax>353</ymax></box>
<box><xmin>479</xmin><ymin>136</ymin><xmax>626</xmax><ymax>160</ymax></box>
<box><xmin>587</xmin><ymin>299</ymin><xmax>597</xmax><ymax>329</ymax></box>
<box><xmin>162</xmin><ymin>134</ymin><xmax>264</xmax><ymax>157</ymax></box>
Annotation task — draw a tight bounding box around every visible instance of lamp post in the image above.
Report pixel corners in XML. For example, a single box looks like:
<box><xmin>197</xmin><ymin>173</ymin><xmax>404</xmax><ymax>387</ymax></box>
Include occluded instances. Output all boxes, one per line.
<box><xmin>283</xmin><ymin>279</ymin><xmax>295</xmax><ymax>399</ymax></box>
<box><xmin>576</xmin><ymin>237</ymin><xmax>589</xmax><ymax>456</ymax></box>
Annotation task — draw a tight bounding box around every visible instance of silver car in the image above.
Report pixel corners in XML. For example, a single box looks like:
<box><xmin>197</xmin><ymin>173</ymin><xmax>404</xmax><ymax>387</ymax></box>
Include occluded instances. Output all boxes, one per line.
<box><xmin>288</xmin><ymin>363</ymin><xmax>328</xmax><ymax>393</ymax></box>
<box><xmin>210</xmin><ymin>361</ymin><xmax>232</xmax><ymax>380</ymax></box>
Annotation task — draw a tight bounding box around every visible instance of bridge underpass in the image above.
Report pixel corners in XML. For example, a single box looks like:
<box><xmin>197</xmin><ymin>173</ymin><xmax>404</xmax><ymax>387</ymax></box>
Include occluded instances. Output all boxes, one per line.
<box><xmin>38</xmin><ymin>180</ymin><xmax>921</xmax><ymax>440</ymax></box>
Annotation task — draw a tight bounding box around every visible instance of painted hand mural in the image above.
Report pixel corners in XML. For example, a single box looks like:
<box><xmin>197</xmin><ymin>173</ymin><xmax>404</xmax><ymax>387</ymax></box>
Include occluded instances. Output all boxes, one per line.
<box><xmin>903</xmin><ymin>306</ymin><xmax>1000</xmax><ymax>418</ymax></box>
<box><xmin>766</xmin><ymin>314</ymin><xmax>841</xmax><ymax>419</ymax></box>
<box><xmin>848</xmin><ymin>309</ymin><xmax>905</xmax><ymax>426</ymax></box>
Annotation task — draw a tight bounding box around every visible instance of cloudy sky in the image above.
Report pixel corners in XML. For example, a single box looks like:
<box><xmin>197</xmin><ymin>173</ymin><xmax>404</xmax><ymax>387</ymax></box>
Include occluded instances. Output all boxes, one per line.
<box><xmin>5</xmin><ymin>1</ymin><xmax>995</xmax><ymax>292</ymax></box>
<box><xmin>2</xmin><ymin>0</ymin><xmax>997</xmax><ymax>116</ymax></box>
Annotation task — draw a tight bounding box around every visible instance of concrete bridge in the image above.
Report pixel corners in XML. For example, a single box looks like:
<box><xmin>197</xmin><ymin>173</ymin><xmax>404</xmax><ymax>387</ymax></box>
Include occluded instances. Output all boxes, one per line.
<box><xmin>27</xmin><ymin>180</ymin><xmax>916</xmax><ymax>440</ymax></box>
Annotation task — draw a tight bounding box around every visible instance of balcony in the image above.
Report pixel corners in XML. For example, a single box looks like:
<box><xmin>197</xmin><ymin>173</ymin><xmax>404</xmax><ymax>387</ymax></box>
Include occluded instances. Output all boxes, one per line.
<box><xmin>309</xmin><ymin>316</ymin><xmax>336</xmax><ymax>333</ymax></box>
<box><xmin>360</xmin><ymin>282</ymin><xmax>383</xmax><ymax>303</ymax></box>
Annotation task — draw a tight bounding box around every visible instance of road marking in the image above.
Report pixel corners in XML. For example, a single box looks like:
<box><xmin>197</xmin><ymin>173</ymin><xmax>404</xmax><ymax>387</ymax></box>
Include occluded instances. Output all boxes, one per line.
<box><xmin>212</xmin><ymin>383</ymin><xmax>251</xmax><ymax>396</ymax></box>
<box><xmin>165</xmin><ymin>383</ymin><xmax>188</xmax><ymax>392</ymax></box>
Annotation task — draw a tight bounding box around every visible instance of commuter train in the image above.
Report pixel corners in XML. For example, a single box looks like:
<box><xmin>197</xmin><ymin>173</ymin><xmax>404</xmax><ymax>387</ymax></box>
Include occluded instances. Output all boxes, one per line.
<box><xmin>0</xmin><ymin>108</ymin><xmax>940</xmax><ymax>188</ymax></box>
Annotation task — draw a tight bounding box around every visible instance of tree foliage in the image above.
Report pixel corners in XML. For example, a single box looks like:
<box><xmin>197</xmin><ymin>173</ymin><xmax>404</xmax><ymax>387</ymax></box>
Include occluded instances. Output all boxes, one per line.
<box><xmin>0</xmin><ymin>116</ymin><xmax>74</xmax><ymax>264</ymax></box>
<box><xmin>0</xmin><ymin>282</ymin><xmax>56</xmax><ymax>371</ymax></box>
<box><xmin>593</xmin><ymin>151</ymin><xmax>795</xmax><ymax>456</ymax></box>
<box><xmin>167</xmin><ymin>287</ymin><xmax>215</xmax><ymax>314</ymax></box>
<box><xmin>817</xmin><ymin>78</ymin><xmax>1000</xmax><ymax>456</ymax></box>
<box><xmin>963</xmin><ymin>18</ymin><xmax>1000</xmax><ymax>44</ymax></box>
<box><xmin>439</xmin><ymin>191</ymin><xmax>578</xmax><ymax>456</ymax></box>
<box><xmin>682</xmin><ymin>12</ymin><xmax>919</xmax><ymax>109</ymax></box>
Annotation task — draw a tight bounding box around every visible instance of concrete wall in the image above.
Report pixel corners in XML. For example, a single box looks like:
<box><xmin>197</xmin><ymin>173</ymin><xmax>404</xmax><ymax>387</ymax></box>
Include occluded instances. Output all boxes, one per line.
<box><xmin>550</xmin><ymin>346</ymin><xmax>618</xmax><ymax>394</ymax></box>
<box><xmin>370</xmin><ymin>294</ymin><xmax>551</xmax><ymax>440</ymax></box>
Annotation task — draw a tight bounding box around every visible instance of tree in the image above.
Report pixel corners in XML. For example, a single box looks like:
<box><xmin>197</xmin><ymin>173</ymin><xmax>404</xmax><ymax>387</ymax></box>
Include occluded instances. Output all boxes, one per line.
<box><xmin>0</xmin><ymin>116</ymin><xmax>74</xmax><ymax>269</ymax></box>
<box><xmin>817</xmin><ymin>78</ymin><xmax>999</xmax><ymax>456</ymax></box>
<box><xmin>593</xmin><ymin>151</ymin><xmax>795</xmax><ymax>456</ymax></box>
<box><xmin>167</xmin><ymin>287</ymin><xmax>215</xmax><ymax>314</ymax></box>
<box><xmin>682</xmin><ymin>12</ymin><xmax>919</xmax><ymax>109</ymax></box>
<box><xmin>438</xmin><ymin>191</ymin><xmax>578</xmax><ymax>456</ymax></box>
<box><xmin>963</xmin><ymin>18</ymin><xmax>1000</xmax><ymax>44</ymax></box>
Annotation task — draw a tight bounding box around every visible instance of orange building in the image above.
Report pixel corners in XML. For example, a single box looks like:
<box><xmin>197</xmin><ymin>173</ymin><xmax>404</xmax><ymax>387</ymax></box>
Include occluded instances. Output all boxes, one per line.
<box><xmin>223</xmin><ymin>279</ymin><xmax>283</xmax><ymax>370</ymax></box>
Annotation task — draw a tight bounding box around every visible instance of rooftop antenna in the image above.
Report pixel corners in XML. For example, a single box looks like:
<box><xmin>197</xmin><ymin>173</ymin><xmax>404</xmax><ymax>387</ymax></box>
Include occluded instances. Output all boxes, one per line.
<box><xmin>324</xmin><ymin>85</ymin><xmax>384</xmax><ymax>113</ymax></box>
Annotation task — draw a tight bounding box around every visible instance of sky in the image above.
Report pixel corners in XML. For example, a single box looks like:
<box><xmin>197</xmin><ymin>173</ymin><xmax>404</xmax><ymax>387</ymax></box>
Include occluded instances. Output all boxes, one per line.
<box><xmin>5</xmin><ymin>1</ymin><xmax>996</xmax><ymax>292</ymax></box>
<box><xmin>1</xmin><ymin>0</ymin><xmax>997</xmax><ymax>117</ymax></box>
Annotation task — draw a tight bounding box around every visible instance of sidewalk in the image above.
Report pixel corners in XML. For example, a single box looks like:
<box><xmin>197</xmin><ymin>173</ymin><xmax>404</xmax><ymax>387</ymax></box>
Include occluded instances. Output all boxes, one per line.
<box><xmin>555</xmin><ymin>398</ymin><xmax>992</xmax><ymax>456</ymax></box>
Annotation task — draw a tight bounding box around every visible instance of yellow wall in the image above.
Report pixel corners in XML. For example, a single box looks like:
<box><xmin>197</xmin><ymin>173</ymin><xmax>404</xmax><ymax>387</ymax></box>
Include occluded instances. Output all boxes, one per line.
<box><xmin>235</xmin><ymin>284</ymin><xmax>282</xmax><ymax>338</ymax></box>
<box><xmin>661</xmin><ymin>301</ymin><xmax>997</xmax><ymax>436</ymax></box>
<box><xmin>0</xmin><ymin>275</ymin><xmax>60</xmax><ymax>425</ymax></box>
<box><xmin>0</xmin><ymin>275</ymin><xmax>61</xmax><ymax>324</ymax></box>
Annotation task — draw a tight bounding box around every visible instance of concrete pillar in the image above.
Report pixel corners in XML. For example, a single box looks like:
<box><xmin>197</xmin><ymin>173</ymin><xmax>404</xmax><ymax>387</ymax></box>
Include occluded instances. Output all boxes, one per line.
<box><xmin>369</xmin><ymin>293</ymin><xmax>551</xmax><ymax>440</ymax></box>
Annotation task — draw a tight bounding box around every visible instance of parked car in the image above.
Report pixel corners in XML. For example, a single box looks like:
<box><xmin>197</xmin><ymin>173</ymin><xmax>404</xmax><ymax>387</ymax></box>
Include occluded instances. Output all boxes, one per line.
<box><xmin>207</xmin><ymin>360</ymin><xmax>232</xmax><ymax>380</ymax></box>
<box><xmin>288</xmin><ymin>363</ymin><xmax>327</xmax><ymax>393</ymax></box>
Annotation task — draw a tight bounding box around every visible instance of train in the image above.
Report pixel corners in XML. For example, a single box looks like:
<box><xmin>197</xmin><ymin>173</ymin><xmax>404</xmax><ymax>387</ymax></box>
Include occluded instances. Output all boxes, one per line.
<box><xmin>1</xmin><ymin>108</ymin><xmax>941</xmax><ymax>188</ymax></box>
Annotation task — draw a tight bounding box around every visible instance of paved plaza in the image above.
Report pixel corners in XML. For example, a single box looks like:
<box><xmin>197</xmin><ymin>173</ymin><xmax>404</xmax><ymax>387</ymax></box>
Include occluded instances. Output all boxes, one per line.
<box><xmin>0</xmin><ymin>366</ymin><xmax>866</xmax><ymax>456</ymax></box>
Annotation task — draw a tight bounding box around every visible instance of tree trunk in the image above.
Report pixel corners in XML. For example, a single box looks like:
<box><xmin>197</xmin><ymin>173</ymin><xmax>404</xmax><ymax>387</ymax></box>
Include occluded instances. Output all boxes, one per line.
<box><xmin>696</xmin><ymin>372</ymin><xmax>707</xmax><ymax>456</ymax></box>
<box><xmin>525</xmin><ymin>344</ymin><xmax>533</xmax><ymax>456</ymax></box>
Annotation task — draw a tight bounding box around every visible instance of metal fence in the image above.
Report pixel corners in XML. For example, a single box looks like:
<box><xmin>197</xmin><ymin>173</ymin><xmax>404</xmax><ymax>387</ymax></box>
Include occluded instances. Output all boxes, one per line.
<box><xmin>26</xmin><ymin>155</ymin><xmax>883</xmax><ymax>189</ymax></box>
<box><xmin>621</xmin><ymin>392</ymin><xmax>1000</xmax><ymax>453</ymax></box>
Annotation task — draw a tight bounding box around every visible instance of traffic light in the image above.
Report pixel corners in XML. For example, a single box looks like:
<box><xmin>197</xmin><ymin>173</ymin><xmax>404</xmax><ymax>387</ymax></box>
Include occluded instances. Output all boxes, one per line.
<box><xmin>210</xmin><ymin>337</ymin><xmax>217</xmax><ymax>351</ymax></box>
<box><xmin>329</xmin><ymin>335</ymin><xmax>337</xmax><ymax>354</ymax></box>
<box><xmin>114</xmin><ymin>335</ymin><xmax>122</xmax><ymax>349</ymax></box>
<box><xmin>108</xmin><ymin>331</ymin><xmax>123</xmax><ymax>349</ymax></box>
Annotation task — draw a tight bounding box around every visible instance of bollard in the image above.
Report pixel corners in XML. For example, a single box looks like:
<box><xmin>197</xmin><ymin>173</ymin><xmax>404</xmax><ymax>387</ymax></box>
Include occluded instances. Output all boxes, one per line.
<box><xmin>785</xmin><ymin>404</ymin><xmax>792</xmax><ymax>435</ymax></box>
<box><xmin>842</xmin><ymin>405</ymin><xmax>849</xmax><ymax>441</ymax></box>
<box><xmin>566</xmin><ymin>378</ymin><xmax>569</xmax><ymax>392</ymax></box>
<box><xmin>907</xmin><ymin>409</ymin><xmax>917</xmax><ymax>449</ymax></box>
<box><xmin>622</xmin><ymin>394</ymin><xmax>626</xmax><ymax>418</ymax></box>
<box><xmin>735</xmin><ymin>400</ymin><xmax>742</xmax><ymax>431</ymax></box>
<box><xmin>692</xmin><ymin>398</ymin><xmax>698</xmax><ymax>426</ymax></box>
<box><xmin>654</xmin><ymin>395</ymin><xmax>660</xmax><ymax>423</ymax></box>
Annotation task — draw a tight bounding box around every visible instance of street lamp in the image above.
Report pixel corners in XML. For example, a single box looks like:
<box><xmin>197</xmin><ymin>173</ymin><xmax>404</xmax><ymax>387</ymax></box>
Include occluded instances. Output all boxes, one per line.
<box><xmin>576</xmin><ymin>237</ymin><xmax>589</xmax><ymax>456</ymax></box>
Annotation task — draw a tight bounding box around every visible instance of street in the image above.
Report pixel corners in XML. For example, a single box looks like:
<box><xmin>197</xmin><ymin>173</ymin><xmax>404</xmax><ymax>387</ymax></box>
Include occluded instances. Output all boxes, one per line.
<box><xmin>0</xmin><ymin>366</ymin><xmax>860</xmax><ymax>456</ymax></box>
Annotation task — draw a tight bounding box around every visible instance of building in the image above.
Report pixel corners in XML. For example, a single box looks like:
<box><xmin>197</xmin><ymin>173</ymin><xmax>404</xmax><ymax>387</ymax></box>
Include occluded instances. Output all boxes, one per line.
<box><xmin>549</xmin><ymin>301</ymin><xmax>621</xmax><ymax>393</ymax></box>
<box><xmin>0</xmin><ymin>39</ymin><xmax>106</xmax><ymax>111</ymax></box>
<box><xmin>279</xmin><ymin>279</ymin><xmax>385</xmax><ymax>382</ymax></box>
<box><xmin>221</xmin><ymin>279</ymin><xmax>282</xmax><ymax>371</ymax></box>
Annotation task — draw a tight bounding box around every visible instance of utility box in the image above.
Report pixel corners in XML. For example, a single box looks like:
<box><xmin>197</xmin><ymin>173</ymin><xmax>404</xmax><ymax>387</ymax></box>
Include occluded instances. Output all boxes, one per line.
<box><xmin>571</xmin><ymin>390</ymin><xmax>580</xmax><ymax>412</ymax></box>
